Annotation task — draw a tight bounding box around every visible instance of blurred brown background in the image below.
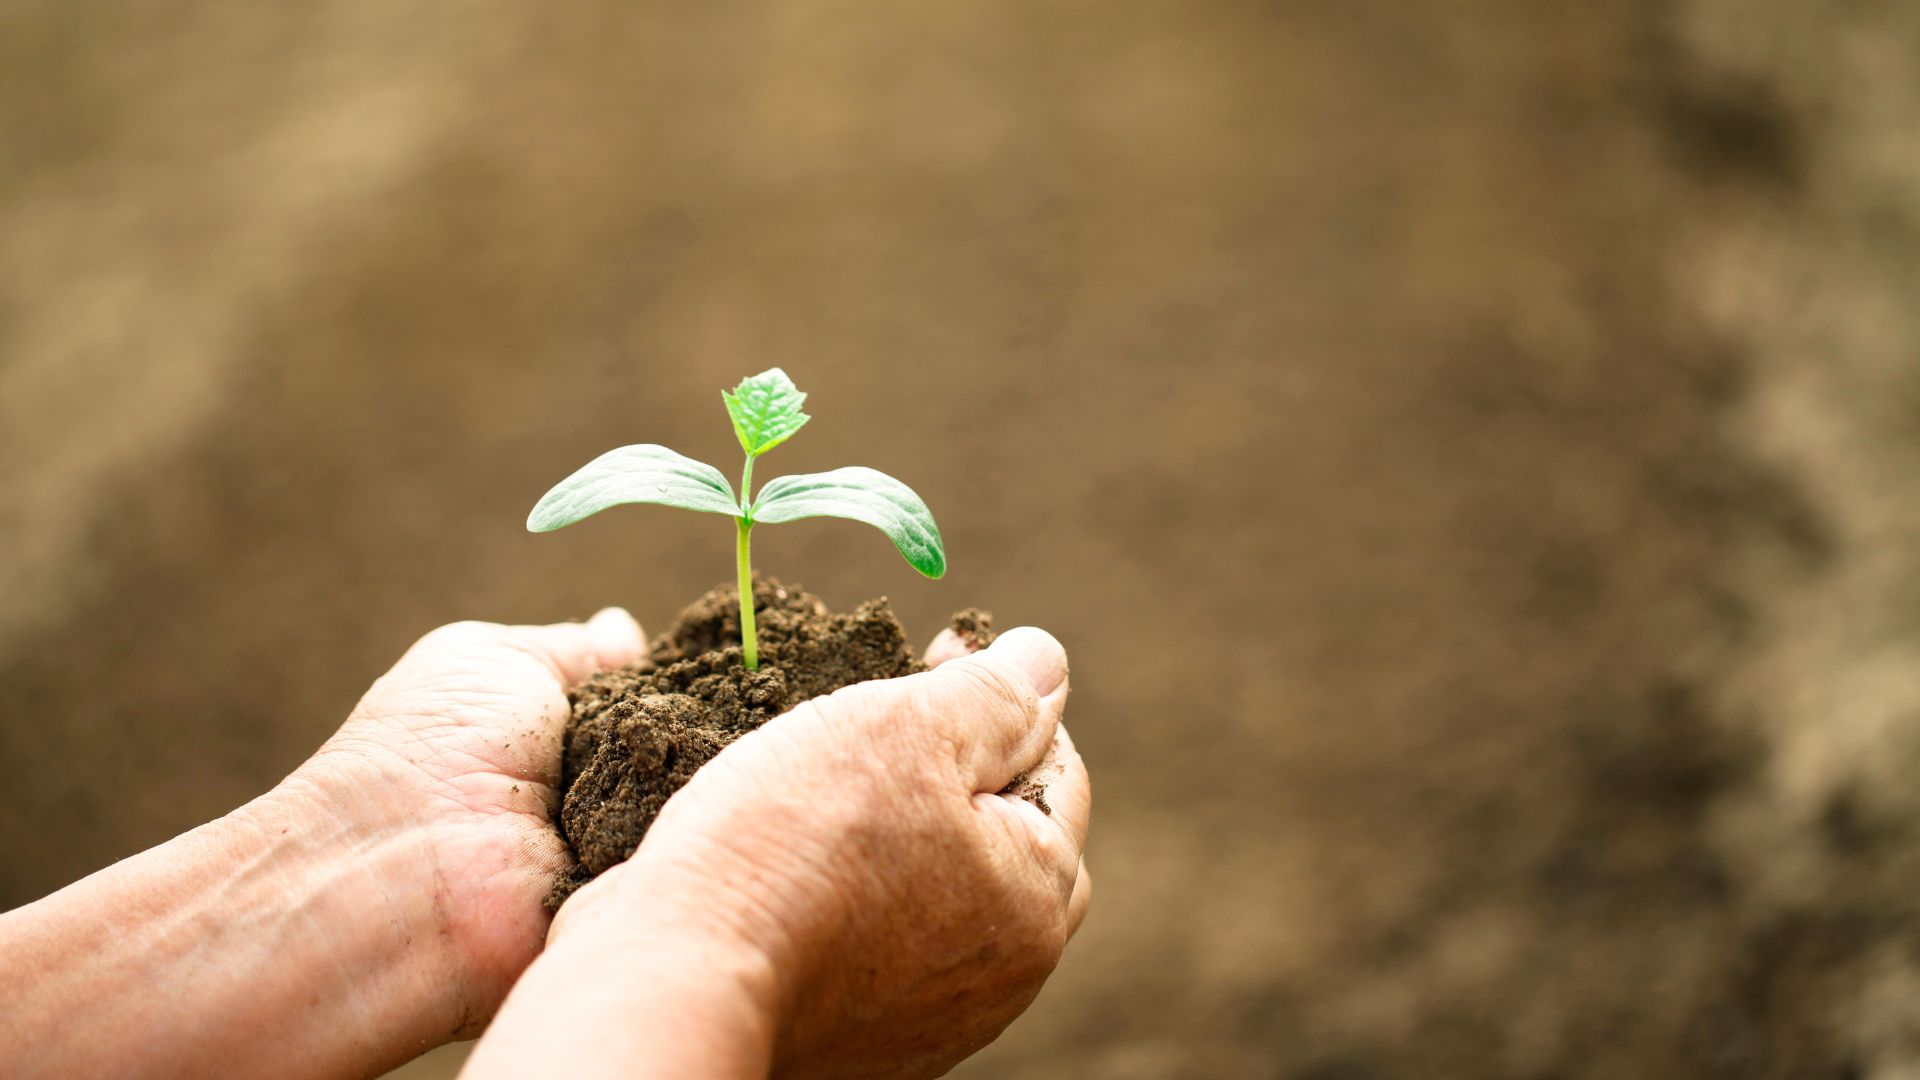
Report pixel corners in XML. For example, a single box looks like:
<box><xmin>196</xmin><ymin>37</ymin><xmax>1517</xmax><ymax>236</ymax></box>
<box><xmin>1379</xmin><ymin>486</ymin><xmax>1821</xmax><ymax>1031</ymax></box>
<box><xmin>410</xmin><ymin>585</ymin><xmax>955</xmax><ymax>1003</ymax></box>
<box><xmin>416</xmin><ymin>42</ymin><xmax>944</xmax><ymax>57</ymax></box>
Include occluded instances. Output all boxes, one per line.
<box><xmin>6</xmin><ymin>2</ymin><xmax>1920</xmax><ymax>1077</ymax></box>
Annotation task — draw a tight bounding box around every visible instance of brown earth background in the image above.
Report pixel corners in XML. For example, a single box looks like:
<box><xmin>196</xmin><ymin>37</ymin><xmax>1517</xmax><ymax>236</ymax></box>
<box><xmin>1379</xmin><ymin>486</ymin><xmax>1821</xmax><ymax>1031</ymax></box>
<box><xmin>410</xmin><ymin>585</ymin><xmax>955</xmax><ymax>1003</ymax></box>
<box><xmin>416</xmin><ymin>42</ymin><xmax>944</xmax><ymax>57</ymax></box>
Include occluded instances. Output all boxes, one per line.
<box><xmin>6</xmin><ymin>3</ymin><xmax>1920</xmax><ymax>1077</ymax></box>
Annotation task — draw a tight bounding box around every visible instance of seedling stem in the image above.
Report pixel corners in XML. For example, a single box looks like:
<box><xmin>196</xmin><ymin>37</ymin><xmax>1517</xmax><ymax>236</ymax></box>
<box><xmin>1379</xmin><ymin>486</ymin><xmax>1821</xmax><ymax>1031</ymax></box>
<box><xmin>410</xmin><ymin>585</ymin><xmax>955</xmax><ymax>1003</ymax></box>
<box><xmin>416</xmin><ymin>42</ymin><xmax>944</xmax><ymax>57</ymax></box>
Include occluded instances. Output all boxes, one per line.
<box><xmin>527</xmin><ymin>368</ymin><xmax>946</xmax><ymax>672</ymax></box>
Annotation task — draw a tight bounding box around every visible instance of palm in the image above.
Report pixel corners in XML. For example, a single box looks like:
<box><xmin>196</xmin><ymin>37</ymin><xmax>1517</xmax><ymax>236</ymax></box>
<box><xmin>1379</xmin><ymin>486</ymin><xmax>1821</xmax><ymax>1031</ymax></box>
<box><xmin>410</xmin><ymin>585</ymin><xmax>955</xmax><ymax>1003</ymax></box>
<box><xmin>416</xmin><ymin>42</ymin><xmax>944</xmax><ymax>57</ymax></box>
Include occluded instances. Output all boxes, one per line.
<box><xmin>308</xmin><ymin>615</ymin><xmax>642</xmax><ymax>1024</ymax></box>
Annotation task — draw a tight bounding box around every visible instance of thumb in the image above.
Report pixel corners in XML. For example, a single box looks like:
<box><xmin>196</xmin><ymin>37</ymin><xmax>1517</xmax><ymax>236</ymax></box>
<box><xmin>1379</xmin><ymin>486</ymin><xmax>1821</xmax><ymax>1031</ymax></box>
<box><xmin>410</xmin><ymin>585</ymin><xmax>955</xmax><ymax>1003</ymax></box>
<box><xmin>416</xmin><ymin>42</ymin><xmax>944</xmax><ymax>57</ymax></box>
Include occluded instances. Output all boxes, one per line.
<box><xmin>911</xmin><ymin>626</ymin><xmax>1070</xmax><ymax>791</ymax></box>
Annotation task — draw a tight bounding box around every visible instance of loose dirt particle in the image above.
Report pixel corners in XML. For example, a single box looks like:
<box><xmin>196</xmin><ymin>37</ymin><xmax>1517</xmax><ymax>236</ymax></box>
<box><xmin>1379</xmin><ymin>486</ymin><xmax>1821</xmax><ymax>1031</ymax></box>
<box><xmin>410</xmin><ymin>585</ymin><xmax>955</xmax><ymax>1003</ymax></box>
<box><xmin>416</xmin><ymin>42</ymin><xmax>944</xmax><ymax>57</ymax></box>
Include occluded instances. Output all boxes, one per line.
<box><xmin>949</xmin><ymin>608</ymin><xmax>997</xmax><ymax>650</ymax></box>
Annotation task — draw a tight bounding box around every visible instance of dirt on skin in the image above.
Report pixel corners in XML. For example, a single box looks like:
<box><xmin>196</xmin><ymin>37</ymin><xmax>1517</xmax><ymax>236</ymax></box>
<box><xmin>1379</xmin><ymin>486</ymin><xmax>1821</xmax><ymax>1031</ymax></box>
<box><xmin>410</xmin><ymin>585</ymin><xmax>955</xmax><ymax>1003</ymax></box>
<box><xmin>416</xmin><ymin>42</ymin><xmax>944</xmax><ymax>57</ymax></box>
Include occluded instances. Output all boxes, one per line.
<box><xmin>551</xmin><ymin>578</ymin><xmax>1019</xmax><ymax>905</ymax></box>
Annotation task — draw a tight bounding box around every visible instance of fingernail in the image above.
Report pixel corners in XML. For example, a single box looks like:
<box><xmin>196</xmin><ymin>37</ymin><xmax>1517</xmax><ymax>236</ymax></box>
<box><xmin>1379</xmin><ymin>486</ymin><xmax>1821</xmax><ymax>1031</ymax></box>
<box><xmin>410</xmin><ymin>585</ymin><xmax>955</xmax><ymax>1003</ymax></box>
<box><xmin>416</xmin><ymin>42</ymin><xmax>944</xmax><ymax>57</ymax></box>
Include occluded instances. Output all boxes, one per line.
<box><xmin>992</xmin><ymin>627</ymin><xmax>1067</xmax><ymax>697</ymax></box>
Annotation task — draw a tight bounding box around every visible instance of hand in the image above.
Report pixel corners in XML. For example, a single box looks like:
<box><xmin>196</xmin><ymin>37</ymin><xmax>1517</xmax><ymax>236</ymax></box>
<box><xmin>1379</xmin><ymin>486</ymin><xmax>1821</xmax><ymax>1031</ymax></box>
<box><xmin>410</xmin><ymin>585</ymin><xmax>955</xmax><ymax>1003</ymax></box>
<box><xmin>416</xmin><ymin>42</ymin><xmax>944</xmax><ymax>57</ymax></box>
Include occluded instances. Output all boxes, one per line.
<box><xmin>289</xmin><ymin>608</ymin><xmax>647</xmax><ymax>1025</ymax></box>
<box><xmin>0</xmin><ymin>610</ymin><xmax>646</xmax><ymax>1079</ymax></box>
<box><xmin>466</xmin><ymin>626</ymin><xmax>1091</xmax><ymax>1080</ymax></box>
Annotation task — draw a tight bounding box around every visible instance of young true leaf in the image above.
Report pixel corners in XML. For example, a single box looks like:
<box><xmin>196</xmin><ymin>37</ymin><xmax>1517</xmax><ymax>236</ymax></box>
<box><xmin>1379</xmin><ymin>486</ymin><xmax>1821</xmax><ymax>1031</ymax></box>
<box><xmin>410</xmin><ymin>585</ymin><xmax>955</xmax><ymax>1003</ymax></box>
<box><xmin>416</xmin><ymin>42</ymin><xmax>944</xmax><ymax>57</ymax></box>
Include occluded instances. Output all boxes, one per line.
<box><xmin>751</xmin><ymin>467</ymin><xmax>946</xmax><ymax>579</ymax></box>
<box><xmin>722</xmin><ymin>367</ymin><xmax>810</xmax><ymax>457</ymax></box>
<box><xmin>530</xmin><ymin>368</ymin><xmax>945</xmax><ymax>670</ymax></box>
<box><xmin>527</xmin><ymin>445</ymin><xmax>740</xmax><ymax>532</ymax></box>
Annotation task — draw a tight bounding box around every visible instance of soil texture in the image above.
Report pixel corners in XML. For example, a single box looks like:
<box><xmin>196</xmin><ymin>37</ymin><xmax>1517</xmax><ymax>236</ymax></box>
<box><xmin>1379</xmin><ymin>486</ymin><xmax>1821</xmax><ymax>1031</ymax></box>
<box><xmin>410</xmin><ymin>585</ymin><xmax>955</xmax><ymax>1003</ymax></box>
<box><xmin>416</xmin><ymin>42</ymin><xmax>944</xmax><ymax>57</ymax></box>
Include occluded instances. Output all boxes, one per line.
<box><xmin>552</xmin><ymin>577</ymin><xmax>926</xmax><ymax>902</ymax></box>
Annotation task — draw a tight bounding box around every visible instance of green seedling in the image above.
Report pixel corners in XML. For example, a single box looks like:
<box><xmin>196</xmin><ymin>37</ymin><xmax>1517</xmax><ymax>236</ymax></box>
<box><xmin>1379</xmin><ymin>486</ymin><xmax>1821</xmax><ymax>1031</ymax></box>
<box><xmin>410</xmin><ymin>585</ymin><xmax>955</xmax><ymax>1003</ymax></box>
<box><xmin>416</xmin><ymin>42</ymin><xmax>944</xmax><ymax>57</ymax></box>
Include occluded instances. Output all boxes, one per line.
<box><xmin>527</xmin><ymin>368</ymin><xmax>945</xmax><ymax>670</ymax></box>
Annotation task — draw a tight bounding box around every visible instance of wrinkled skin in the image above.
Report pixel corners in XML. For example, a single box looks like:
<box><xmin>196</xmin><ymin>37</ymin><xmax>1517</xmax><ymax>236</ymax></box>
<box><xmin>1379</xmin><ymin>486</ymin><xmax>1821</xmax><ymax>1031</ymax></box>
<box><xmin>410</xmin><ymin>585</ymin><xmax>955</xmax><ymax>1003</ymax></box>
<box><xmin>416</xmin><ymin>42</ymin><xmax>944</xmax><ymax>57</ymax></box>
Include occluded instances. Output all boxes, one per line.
<box><xmin>292</xmin><ymin>608</ymin><xmax>652</xmax><ymax>1031</ymax></box>
<box><xmin>312</xmin><ymin>606</ymin><xmax>1090</xmax><ymax>1076</ymax></box>
<box><xmin>0</xmin><ymin>609</ymin><xmax>646</xmax><ymax>1079</ymax></box>
<box><xmin>468</xmin><ymin>623</ymin><xmax>1092</xmax><ymax>1080</ymax></box>
<box><xmin>0</xmin><ymin>607</ymin><xmax>1085</xmax><ymax>1080</ymax></box>
<box><xmin>558</xmin><ymin>625</ymin><xmax>1089</xmax><ymax>1077</ymax></box>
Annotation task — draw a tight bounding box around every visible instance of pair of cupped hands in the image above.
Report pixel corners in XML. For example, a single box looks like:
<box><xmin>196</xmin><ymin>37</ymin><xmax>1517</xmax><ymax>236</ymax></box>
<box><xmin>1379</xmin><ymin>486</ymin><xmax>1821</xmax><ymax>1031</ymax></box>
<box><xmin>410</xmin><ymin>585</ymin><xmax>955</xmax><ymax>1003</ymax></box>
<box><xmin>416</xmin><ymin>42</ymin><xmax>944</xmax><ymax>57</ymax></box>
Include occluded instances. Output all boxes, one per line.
<box><xmin>1</xmin><ymin>607</ymin><xmax>1087</xmax><ymax>1080</ymax></box>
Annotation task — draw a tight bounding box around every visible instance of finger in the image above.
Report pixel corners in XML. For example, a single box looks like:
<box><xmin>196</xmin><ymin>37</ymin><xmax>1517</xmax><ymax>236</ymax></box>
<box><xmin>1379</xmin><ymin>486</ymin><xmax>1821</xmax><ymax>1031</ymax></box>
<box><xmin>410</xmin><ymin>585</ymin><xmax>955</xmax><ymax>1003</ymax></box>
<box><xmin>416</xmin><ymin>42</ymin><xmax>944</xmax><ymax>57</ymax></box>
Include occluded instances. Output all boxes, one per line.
<box><xmin>917</xmin><ymin>627</ymin><xmax>1069</xmax><ymax>791</ymax></box>
<box><xmin>1015</xmin><ymin>723</ymin><xmax>1090</xmax><ymax>854</ymax></box>
<box><xmin>988</xmin><ymin>722</ymin><xmax>1090</xmax><ymax>895</ymax></box>
<box><xmin>922</xmin><ymin>627</ymin><xmax>976</xmax><ymax>668</ymax></box>
<box><xmin>354</xmin><ymin>609</ymin><xmax>646</xmax><ymax>780</ymax></box>
<box><xmin>1067</xmin><ymin>858</ymin><xmax>1092</xmax><ymax>936</ymax></box>
<box><xmin>508</xmin><ymin>607</ymin><xmax>647</xmax><ymax>686</ymax></box>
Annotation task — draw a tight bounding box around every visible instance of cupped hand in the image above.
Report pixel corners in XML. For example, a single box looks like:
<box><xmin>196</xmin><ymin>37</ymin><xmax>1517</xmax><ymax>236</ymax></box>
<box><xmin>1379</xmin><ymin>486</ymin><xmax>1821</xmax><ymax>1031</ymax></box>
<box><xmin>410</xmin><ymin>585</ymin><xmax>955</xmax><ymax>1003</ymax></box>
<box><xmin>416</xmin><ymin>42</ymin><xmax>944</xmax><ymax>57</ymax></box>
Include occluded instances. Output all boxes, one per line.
<box><xmin>476</xmin><ymin>624</ymin><xmax>1091</xmax><ymax>1080</ymax></box>
<box><xmin>283</xmin><ymin>607</ymin><xmax>645</xmax><ymax>1031</ymax></box>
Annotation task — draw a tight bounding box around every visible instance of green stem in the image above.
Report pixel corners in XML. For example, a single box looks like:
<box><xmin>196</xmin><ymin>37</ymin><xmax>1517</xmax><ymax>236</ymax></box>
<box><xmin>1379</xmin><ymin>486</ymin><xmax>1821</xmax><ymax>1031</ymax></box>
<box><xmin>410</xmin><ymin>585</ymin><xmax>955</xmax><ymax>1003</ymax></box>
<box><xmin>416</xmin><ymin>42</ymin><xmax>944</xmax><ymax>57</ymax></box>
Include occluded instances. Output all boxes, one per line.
<box><xmin>736</xmin><ymin>517</ymin><xmax>757</xmax><ymax>670</ymax></box>
<box><xmin>736</xmin><ymin>452</ymin><xmax>758</xmax><ymax>670</ymax></box>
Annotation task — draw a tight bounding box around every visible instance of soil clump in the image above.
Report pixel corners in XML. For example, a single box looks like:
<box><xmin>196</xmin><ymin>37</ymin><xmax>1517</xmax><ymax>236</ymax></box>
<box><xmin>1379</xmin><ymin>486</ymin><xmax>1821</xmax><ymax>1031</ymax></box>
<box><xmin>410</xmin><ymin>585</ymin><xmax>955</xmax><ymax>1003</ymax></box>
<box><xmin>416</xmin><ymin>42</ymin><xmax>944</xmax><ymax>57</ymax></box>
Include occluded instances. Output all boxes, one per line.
<box><xmin>550</xmin><ymin>577</ymin><xmax>1002</xmax><ymax>906</ymax></box>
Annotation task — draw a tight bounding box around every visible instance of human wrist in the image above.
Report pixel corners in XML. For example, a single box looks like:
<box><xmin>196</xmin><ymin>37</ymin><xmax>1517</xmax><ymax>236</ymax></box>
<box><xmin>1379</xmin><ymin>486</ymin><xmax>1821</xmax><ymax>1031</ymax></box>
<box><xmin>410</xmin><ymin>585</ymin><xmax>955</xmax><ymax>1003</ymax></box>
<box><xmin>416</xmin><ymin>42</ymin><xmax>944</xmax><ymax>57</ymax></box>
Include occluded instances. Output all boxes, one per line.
<box><xmin>0</xmin><ymin>776</ymin><xmax>466</xmax><ymax>1078</ymax></box>
<box><xmin>258</xmin><ymin>757</ymin><xmax>460</xmax><ymax>958</ymax></box>
<box><xmin>248</xmin><ymin>750</ymin><xmax>548</xmax><ymax>1048</ymax></box>
<box><xmin>227</xmin><ymin>774</ymin><xmax>477</xmax><ymax>1040</ymax></box>
<box><xmin>468</xmin><ymin>872</ymin><xmax>783</xmax><ymax>1079</ymax></box>
<box><xmin>551</xmin><ymin>856</ymin><xmax>788</xmax><ymax>1019</ymax></box>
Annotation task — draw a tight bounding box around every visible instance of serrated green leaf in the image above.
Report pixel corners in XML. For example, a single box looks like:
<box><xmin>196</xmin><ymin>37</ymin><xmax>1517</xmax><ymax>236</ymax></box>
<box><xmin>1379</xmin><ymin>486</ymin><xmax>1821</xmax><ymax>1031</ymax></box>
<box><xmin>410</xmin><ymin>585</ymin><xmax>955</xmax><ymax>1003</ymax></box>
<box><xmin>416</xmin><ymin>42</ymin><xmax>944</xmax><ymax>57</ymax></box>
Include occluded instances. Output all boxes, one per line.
<box><xmin>527</xmin><ymin>444</ymin><xmax>740</xmax><ymax>532</ymax></box>
<box><xmin>723</xmin><ymin>367</ymin><xmax>810</xmax><ymax>457</ymax></box>
<box><xmin>750</xmin><ymin>466</ymin><xmax>946</xmax><ymax>578</ymax></box>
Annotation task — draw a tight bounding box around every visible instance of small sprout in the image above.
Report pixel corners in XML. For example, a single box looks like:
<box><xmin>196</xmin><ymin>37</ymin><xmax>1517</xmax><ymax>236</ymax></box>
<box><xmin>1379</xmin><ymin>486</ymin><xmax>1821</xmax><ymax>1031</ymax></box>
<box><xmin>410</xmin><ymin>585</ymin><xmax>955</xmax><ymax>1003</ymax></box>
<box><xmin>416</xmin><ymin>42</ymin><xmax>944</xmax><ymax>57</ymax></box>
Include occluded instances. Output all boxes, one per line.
<box><xmin>528</xmin><ymin>368</ymin><xmax>945</xmax><ymax>670</ymax></box>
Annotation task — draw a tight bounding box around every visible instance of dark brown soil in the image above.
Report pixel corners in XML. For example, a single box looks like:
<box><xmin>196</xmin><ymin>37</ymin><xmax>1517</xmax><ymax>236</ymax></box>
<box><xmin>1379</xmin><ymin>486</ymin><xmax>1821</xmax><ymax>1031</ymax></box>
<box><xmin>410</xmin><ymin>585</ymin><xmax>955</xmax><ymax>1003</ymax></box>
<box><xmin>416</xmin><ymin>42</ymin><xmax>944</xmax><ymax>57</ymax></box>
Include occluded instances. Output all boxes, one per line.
<box><xmin>550</xmin><ymin>577</ymin><xmax>929</xmax><ymax>905</ymax></box>
<box><xmin>948</xmin><ymin>608</ymin><xmax>998</xmax><ymax>652</ymax></box>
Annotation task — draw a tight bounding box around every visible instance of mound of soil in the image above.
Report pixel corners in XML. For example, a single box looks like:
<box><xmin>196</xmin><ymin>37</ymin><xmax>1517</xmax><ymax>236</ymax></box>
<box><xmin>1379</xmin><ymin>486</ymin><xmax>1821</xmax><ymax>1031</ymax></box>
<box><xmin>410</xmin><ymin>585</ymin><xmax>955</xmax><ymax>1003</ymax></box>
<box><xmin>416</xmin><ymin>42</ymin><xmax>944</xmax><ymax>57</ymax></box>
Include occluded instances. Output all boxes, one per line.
<box><xmin>549</xmin><ymin>577</ymin><xmax>992</xmax><ymax>906</ymax></box>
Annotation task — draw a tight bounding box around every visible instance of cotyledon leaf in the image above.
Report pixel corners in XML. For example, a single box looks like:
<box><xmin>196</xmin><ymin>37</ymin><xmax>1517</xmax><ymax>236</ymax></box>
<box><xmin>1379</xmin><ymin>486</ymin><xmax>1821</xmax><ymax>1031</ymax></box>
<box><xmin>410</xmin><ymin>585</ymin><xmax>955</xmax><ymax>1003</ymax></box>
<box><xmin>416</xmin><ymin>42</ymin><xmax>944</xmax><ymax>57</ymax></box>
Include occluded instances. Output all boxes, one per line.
<box><xmin>749</xmin><ymin>466</ymin><xmax>946</xmax><ymax>578</ymax></box>
<box><xmin>723</xmin><ymin>367</ymin><xmax>810</xmax><ymax>457</ymax></box>
<box><xmin>527</xmin><ymin>444</ymin><xmax>740</xmax><ymax>532</ymax></box>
